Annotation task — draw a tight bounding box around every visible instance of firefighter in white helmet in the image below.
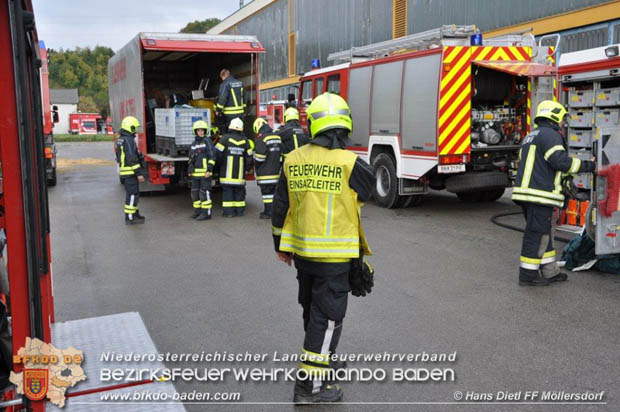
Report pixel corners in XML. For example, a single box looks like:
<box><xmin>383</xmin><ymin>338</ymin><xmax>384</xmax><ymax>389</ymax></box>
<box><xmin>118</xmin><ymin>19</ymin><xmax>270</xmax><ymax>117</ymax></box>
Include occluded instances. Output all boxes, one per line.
<box><xmin>215</xmin><ymin>117</ymin><xmax>253</xmax><ymax>217</ymax></box>
<box><xmin>271</xmin><ymin>93</ymin><xmax>376</xmax><ymax>403</ymax></box>
<box><xmin>512</xmin><ymin>100</ymin><xmax>595</xmax><ymax>286</ymax></box>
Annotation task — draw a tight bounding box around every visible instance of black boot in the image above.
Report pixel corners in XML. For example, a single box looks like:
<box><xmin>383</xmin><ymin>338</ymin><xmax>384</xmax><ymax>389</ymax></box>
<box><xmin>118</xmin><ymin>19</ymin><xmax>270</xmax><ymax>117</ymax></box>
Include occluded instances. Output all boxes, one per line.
<box><xmin>135</xmin><ymin>212</ymin><xmax>146</xmax><ymax>221</ymax></box>
<box><xmin>259</xmin><ymin>212</ymin><xmax>271</xmax><ymax>219</ymax></box>
<box><xmin>293</xmin><ymin>379</ymin><xmax>343</xmax><ymax>404</ymax></box>
<box><xmin>196</xmin><ymin>212</ymin><xmax>211</xmax><ymax>221</ymax></box>
<box><xmin>546</xmin><ymin>272</ymin><xmax>568</xmax><ymax>283</ymax></box>
<box><xmin>519</xmin><ymin>276</ymin><xmax>550</xmax><ymax>286</ymax></box>
<box><xmin>190</xmin><ymin>209</ymin><xmax>201</xmax><ymax>219</ymax></box>
<box><xmin>125</xmin><ymin>215</ymin><xmax>144</xmax><ymax>225</ymax></box>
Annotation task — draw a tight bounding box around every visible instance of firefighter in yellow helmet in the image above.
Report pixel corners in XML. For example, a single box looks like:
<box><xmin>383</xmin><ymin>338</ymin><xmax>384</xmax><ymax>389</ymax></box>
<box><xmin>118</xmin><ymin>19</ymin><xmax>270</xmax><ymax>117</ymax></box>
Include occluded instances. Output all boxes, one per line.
<box><xmin>277</xmin><ymin>107</ymin><xmax>309</xmax><ymax>158</ymax></box>
<box><xmin>253</xmin><ymin>117</ymin><xmax>282</xmax><ymax>219</ymax></box>
<box><xmin>115</xmin><ymin>116</ymin><xmax>146</xmax><ymax>225</ymax></box>
<box><xmin>271</xmin><ymin>93</ymin><xmax>376</xmax><ymax>403</ymax></box>
<box><xmin>188</xmin><ymin>120</ymin><xmax>216</xmax><ymax>220</ymax></box>
<box><xmin>215</xmin><ymin>117</ymin><xmax>253</xmax><ymax>217</ymax></box>
<box><xmin>512</xmin><ymin>100</ymin><xmax>595</xmax><ymax>286</ymax></box>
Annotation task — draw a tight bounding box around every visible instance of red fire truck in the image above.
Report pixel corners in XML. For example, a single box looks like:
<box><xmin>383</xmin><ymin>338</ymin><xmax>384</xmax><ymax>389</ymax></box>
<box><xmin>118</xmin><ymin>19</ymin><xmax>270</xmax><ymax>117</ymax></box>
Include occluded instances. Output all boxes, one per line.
<box><xmin>109</xmin><ymin>33</ymin><xmax>265</xmax><ymax>190</ymax></box>
<box><xmin>298</xmin><ymin>26</ymin><xmax>557</xmax><ymax>208</ymax></box>
<box><xmin>69</xmin><ymin>112</ymin><xmax>101</xmax><ymax>135</ymax></box>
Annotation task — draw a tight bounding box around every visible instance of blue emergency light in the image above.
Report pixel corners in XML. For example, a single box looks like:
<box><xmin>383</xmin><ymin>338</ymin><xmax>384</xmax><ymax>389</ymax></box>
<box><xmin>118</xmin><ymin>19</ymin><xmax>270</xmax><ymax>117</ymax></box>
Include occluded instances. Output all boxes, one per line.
<box><xmin>470</xmin><ymin>34</ymin><xmax>483</xmax><ymax>46</ymax></box>
<box><xmin>311</xmin><ymin>59</ymin><xmax>321</xmax><ymax>69</ymax></box>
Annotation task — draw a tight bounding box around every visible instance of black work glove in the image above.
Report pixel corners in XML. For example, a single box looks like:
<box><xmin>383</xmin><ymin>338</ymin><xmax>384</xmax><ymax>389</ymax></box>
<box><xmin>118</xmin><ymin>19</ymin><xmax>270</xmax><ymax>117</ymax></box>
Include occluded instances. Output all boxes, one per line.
<box><xmin>561</xmin><ymin>176</ymin><xmax>578</xmax><ymax>199</ymax></box>
<box><xmin>349</xmin><ymin>256</ymin><xmax>375</xmax><ymax>297</ymax></box>
<box><xmin>582</xmin><ymin>160</ymin><xmax>596</xmax><ymax>174</ymax></box>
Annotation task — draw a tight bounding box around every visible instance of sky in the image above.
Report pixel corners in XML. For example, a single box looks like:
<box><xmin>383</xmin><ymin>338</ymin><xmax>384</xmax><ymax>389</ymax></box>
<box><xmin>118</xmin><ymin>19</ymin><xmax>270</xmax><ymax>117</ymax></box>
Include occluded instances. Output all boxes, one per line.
<box><xmin>33</xmin><ymin>0</ymin><xmax>242</xmax><ymax>51</ymax></box>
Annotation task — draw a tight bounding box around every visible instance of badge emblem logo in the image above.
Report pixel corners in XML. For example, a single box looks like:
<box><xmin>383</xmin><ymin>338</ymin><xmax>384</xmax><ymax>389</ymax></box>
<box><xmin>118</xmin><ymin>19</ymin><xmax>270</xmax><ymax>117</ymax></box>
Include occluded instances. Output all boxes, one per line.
<box><xmin>24</xmin><ymin>369</ymin><xmax>48</xmax><ymax>401</ymax></box>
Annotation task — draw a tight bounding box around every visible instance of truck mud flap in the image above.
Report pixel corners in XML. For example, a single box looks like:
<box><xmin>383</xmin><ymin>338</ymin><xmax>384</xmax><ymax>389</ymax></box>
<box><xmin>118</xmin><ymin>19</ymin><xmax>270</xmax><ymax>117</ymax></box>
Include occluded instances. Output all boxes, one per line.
<box><xmin>445</xmin><ymin>171</ymin><xmax>510</xmax><ymax>194</ymax></box>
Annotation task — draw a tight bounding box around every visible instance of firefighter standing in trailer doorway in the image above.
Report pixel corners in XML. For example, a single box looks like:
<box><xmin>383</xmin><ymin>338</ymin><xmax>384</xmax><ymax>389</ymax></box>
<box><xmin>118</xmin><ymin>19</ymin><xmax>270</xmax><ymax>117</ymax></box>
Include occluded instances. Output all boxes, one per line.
<box><xmin>272</xmin><ymin>93</ymin><xmax>376</xmax><ymax>403</ymax></box>
<box><xmin>215</xmin><ymin>68</ymin><xmax>245</xmax><ymax>133</ymax></box>
<box><xmin>512</xmin><ymin>100</ymin><xmax>596</xmax><ymax>286</ymax></box>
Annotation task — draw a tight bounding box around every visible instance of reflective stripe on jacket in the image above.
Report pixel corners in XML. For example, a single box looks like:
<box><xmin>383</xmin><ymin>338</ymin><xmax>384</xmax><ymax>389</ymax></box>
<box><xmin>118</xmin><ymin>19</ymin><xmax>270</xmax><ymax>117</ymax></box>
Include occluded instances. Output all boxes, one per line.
<box><xmin>278</xmin><ymin>144</ymin><xmax>370</xmax><ymax>259</ymax></box>
<box><xmin>216</xmin><ymin>76</ymin><xmax>245</xmax><ymax>115</ymax></box>
<box><xmin>189</xmin><ymin>137</ymin><xmax>216</xmax><ymax>177</ymax></box>
<box><xmin>116</xmin><ymin>131</ymin><xmax>143</xmax><ymax>176</ymax></box>
<box><xmin>215</xmin><ymin>132</ymin><xmax>253</xmax><ymax>185</ymax></box>
<box><xmin>512</xmin><ymin>123</ymin><xmax>592</xmax><ymax>207</ymax></box>
<box><xmin>254</xmin><ymin>127</ymin><xmax>282</xmax><ymax>185</ymax></box>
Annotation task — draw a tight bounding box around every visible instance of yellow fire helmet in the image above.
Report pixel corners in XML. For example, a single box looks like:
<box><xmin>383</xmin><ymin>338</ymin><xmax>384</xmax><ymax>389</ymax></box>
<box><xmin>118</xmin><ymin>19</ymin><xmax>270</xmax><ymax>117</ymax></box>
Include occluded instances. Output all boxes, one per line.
<box><xmin>229</xmin><ymin>117</ymin><xmax>244</xmax><ymax>132</ymax></box>
<box><xmin>192</xmin><ymin>120</ymin><xmax>209</xmax><ymax>135</ymax></box>
<box><xmin>306</xmin><ymin>92</ymin><xmax>352</xmax><ymax>139</ymax></box>
<box><xmin>253</xmin><ymin>117</ymin><xmax>268</xmax><ymax>135</ymax></box>
<box><xmin>535</xmin><ymin>100</ymin><xmax>568</xmax><ymax>124</ymax></box>
<box><xmin>284</xmin><ymin>107</ymin><xmax>299</xmax><ymax>122</ymax></box>
<box><xmin>121</xmin><ymin>116</ymin><xmax>140</xmax><ymax>133</ymax></box>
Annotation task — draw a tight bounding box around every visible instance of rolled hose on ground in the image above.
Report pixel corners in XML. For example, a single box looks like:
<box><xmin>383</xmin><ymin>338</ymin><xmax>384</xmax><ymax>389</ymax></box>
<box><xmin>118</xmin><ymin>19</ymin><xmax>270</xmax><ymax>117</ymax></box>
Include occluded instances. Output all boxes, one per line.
<box><xmin>490</xmin><ymin>211</ymin><xmax>574</xmax><ymax>243</ymax></box>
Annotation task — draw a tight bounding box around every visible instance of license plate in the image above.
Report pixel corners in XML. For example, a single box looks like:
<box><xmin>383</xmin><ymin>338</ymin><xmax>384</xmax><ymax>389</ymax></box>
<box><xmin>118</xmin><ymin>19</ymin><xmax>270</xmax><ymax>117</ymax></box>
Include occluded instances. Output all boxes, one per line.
<box><xmin>438</xmin><ymin>164</ymin><xmax>465</xmax><ymax>174</ymax></box>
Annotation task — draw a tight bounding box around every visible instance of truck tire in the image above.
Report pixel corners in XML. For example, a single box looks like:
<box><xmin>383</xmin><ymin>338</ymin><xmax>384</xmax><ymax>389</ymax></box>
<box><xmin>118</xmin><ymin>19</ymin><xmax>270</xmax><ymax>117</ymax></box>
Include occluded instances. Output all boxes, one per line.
<box><xmin>372</xmin><ymin>153</ymin><xmax>399</xmax><ymax>209</ymax></box>
<box><xmin>47</xmin><ymin>168</ymin><xmax>57</xmax><ymax>187</ymax></box>
<box><xmin>481</xmin><ymin>188</ymin><xmax>505</xmax><ymax>202</ymax></box>
<box><xmin>446</xmin><ymin>171</ymin><xmax>509</xmax><ymax>194</ymax></box>
<box><xmin>401</xmin><ymin>195</ymin><xmax>424</xmax><ymax>208</ymax></box>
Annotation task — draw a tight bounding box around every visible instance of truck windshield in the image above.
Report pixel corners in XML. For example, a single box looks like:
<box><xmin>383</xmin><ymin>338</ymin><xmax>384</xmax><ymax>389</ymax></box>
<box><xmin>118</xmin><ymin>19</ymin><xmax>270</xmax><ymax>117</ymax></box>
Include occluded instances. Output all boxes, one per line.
<box><xmin>82</xmin><ymin>121</ymin><xmax>96</xmax><ymax>129</ymax></box>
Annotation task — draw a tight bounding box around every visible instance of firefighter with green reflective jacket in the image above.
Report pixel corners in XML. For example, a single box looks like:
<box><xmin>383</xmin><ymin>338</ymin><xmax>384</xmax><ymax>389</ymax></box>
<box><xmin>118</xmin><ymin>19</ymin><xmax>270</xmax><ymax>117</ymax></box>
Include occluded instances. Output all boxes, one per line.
<box><xmin>253</xmin><ymin>117</ymin><xmax>282</xmax><ymax>219</ymax></box>
<box><xmin>277</xmin><ymin>107</ymin><xmax>309</xmax><ymax>158</ymax></box>
<box><xmin>215</xmin><ymin>118</ymin><xmax>253</xmax><ymax>217</ymax></box>
<box><xmin>272</xmin><ymin>93</ymin><xmax>375</xmax><ymax>403</ymax></box>
<box><xmin>512</xmin><ymin>100</ymin><xmax>596</xmax><ymax>286</ymax></box>
<box><xmin>188</xmin><ymin>120</ymin><xmax>216</xmax><ymax>221</ymax></box>
<box><xmin>115</xmin><ymin>116</ymin><xmax>146</xmax><ymax>225</ymax></box>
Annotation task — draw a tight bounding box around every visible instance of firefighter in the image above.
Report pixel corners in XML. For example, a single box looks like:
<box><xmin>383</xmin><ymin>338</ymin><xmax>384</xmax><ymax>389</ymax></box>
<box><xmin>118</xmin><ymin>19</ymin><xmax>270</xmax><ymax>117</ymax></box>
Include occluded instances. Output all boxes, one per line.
<box><xmin>188</xmin><ymin>120</ymin><xmax>216</xmax><ymax>221</ymax></box>
<box><xmin>512</xmin><ymin>100</ymin><xmax>596</xmax><ymax>286</ymax></box>
<box><xmin>277</xmin><ymin>107</ymin><xmax>308</xmax><ymax>158</ymax></box>
<box><xmin>253</xmin><ymin>118</ymin><xmax>282</xmax><ymax>219</ymax></box>
<box><xmin>272</xmin><ymin>93</ymin><xmax>375</xmax><ymax>403</ymax></box>
<box><xmin>215</xmin><ymin>118</ymin><xmax>253</xmax><ymax>217</ymax></box>
<box><xmin>215</xmin><ymin>68</ymin><xmax>245</xmax><ymax>133</ymax></box>
<box><xmin>115</xmin><ymin>116</ymin><xmax>146</xmax><ymax>225</ymax></box>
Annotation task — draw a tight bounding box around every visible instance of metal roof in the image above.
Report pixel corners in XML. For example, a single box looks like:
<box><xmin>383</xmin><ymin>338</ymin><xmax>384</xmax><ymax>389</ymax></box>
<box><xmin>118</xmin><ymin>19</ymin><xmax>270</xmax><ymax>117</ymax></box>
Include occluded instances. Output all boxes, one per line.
<box><xmin>50</xmin><ymin>88</ymin><xmax>78</xmax><ymax>104</ymax></box>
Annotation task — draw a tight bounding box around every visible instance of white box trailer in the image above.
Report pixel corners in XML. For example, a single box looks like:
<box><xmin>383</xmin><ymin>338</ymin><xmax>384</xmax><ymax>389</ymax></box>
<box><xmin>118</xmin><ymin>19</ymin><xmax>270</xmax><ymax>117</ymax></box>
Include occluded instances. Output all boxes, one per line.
<box><xmin>298</xmin><ymin>26</ymin><xmax>557</xmax><ymax>208</ymax></box>
<box><xmin>108</xmin><ymin>32</ymin><xmax>264</xmax><ymax>189</ymax></box>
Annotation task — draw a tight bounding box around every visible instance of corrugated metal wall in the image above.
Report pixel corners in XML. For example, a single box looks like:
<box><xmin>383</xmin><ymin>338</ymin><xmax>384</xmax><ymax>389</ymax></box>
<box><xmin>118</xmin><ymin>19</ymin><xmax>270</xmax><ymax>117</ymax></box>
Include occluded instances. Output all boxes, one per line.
<box><xmin>408</xmin><ymin>0</ymin><xmax>612</xmax><ymax>33</ymax></box>
<box><xmin>223</xmin><ymin>0</ymin><xmax>289</xmax><ymax>83</ymax></box>
<box><xmin>296</xmin><ymin>0</ymin><xmax>392</xmax><ymax>75</ymax></box>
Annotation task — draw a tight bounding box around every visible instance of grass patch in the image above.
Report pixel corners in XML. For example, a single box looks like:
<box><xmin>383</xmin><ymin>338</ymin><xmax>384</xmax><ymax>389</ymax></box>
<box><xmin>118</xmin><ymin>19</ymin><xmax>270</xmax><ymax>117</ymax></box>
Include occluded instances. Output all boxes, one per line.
<box><xmin>54</xmin><ymin>134</ymin><xmax>114</xmax><ymax>142</ymax></box>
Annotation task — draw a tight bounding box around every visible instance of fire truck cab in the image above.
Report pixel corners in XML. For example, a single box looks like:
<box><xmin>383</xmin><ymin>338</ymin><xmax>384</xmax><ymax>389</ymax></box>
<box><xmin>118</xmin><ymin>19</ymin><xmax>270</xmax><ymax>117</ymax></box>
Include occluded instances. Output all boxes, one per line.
<box><xmin>299</xmin><ymin>25</ymin><xmax>557</xmax><ymax>208</ymax></box>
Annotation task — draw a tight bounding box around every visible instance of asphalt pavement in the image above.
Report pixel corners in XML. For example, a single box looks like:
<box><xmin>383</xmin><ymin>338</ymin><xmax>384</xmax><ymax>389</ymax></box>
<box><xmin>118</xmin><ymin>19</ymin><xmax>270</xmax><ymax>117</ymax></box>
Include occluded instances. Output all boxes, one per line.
<box><xmin>48</xmin><ymin>142</ymin><xmax>620</xmax><ymax>412</ymax></box>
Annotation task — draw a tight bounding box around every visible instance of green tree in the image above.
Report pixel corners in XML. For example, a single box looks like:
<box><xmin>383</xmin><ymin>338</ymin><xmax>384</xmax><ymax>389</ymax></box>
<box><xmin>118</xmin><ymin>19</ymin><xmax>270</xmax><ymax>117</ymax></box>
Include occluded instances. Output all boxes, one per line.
<box><xmin>180</xmin><ymin>18</ymin><xmax>221</xmax><ymax>33</ymax></box>
<box><xmin>48</xmin><ymin>46</ymin><xmax>114</xmax><ymax>115</ymax></box>
<box><xmin>78</xmin><ymin>95</ymin><xmax>98</xmax><ymax>113</ymax></box>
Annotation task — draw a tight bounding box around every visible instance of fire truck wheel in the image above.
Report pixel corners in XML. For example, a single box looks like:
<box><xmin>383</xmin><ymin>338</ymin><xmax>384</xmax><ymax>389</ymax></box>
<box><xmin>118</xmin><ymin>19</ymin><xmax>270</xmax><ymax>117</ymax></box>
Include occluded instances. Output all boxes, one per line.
<box><xmin>456</xmin><ymin>192</ymin><xmax>482</xmax><ymax>202</ymax></box>
<box><xmin>372</xmin><ymin>153</ymin><xmax>399</xmax><ymax>208</ymax></box>
<box><xmin>480</xmin><ymin>188</ymin><xmax>505</xmax><ymax>202</ymax></box>
<box><xmin>400</xmin><ymin>195</ymin><xmax>424</xmax><ymax>208</ymax></box>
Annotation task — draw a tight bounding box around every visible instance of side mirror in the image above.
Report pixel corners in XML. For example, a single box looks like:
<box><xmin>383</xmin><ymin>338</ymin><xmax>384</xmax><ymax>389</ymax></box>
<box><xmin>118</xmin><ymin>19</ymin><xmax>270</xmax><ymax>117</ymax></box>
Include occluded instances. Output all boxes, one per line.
<box><xmin>52</xmin><ymin>112</ymin><xmax>59</xmax><ymax>123</ymax></box>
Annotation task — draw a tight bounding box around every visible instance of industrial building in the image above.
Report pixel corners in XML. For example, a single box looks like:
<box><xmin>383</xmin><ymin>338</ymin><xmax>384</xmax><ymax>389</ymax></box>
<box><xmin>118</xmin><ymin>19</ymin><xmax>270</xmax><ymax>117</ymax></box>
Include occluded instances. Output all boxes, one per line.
<box><xmin>208</xmin><ymin>0</ymin><xmax>620</xmax><ymax>105</ymax></box>
<box><xmin>50</xmin><ymin>88</ymin><xmax>78</xmax><ymax>134</ymax></box>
